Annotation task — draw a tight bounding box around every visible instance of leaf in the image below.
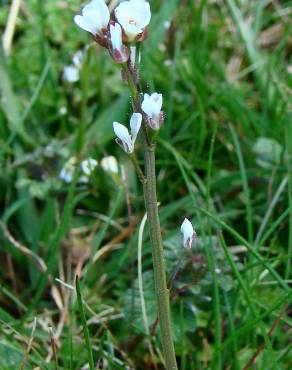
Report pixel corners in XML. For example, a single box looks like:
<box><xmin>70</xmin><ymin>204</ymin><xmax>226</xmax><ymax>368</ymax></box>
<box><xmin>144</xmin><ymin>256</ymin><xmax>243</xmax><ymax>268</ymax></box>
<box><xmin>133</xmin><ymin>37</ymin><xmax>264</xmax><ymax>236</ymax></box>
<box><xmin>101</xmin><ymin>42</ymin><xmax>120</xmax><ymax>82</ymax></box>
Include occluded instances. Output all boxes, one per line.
<box><xmin>124</xmin><ymin>271</ymin><xmax>157</xmax><ymax>334</ymax></box>
<box><xmin>253</xmin><ymin>137</ymin><xmax>283</xmax><ymax>169</ymax></box>
<box><xmin>0</xmin><ymin>340</ymin><xmax>25</xmax><ymax>370</ymax></box>
<box><xmin>171</xmin><ymin>302</ymin><xmax>197</xmax><ymax>343</ymax></box>
<box><xmin>0</xmin><ymin>45</ymin><xmax>34</xmax><ymax>146</ymax></box>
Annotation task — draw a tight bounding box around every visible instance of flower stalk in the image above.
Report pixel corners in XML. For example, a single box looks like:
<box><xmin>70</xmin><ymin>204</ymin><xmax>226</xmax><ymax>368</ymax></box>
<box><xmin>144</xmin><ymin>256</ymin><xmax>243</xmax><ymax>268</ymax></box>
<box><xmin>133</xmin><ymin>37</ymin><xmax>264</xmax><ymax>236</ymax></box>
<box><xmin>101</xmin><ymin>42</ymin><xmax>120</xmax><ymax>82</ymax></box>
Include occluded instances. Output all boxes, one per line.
<box><xmin>74</xmin><ymin>1</ymin><xmax>177</xmax><ymax>368</ymax></box>
<box><xmin>142</xmin><ymin>140</ymin><xmax>178</xmax><ymax>370</ymax></box>
<box><xmin>123</xmin><ymin>65</ymin><xmax>177</xmax><ymax>369</ymax></box>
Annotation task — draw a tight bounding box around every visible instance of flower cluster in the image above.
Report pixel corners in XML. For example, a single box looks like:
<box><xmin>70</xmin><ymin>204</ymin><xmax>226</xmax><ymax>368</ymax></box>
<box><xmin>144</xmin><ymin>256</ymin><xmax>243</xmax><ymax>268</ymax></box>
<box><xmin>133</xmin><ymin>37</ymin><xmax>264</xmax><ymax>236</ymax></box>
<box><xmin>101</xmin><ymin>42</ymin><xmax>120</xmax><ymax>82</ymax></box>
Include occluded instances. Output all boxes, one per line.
<box><xmin>74</xmin><ymin>1</ymin><xmax>196</xmax><ymax>246</ymax></box>
<box><xmin>74</xmin><ymin>0</ymin><xmax>164</xmax><ymax>152</ymax></box>
<box><xmin>60</xmin><ymin>156</ymin><xmax>120</xmax><ymax>184</ymax></box>
<box><xmin>63</xmin><ymin>50</ymin><xmax>84</xmax><ymax>83</ymax></box>
<box><xmin>59</xmin><ymin>157</ymin><xmax>98</xmax><ymax>183</ymax></box>
<box><xmin>74</xmin><ymin>0</ymin><xmax>150</xmax><ymax>64</ymax></box>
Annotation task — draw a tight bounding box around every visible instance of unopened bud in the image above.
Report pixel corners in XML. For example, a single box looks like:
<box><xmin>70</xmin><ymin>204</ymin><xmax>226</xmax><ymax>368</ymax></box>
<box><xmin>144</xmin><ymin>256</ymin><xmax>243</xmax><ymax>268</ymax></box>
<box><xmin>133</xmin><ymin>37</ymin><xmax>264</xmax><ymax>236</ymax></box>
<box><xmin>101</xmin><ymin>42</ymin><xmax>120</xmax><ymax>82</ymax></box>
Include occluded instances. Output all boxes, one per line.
<box><xmin>181</xmin><ymin>218</ymin><xmax>197</xmax><ymax>249</ymax></box>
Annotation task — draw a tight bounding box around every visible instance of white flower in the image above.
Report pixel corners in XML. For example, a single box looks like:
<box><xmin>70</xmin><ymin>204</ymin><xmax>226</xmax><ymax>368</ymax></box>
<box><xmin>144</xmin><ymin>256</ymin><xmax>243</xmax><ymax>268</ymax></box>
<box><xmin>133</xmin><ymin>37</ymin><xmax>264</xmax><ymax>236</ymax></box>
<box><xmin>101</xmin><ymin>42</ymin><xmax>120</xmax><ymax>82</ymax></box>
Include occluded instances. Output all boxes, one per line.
<box><xmin>63</xmin><ymin>66</ymin><xmax>80</xmax><ymax>83</ymax></box>
<box><xmin>141</xmin><ymin>93</ymin><xmax>163</xmax><ymax>130</ymax></box>
<box><xmin>59</xmin><ymin>157</ymin><xmax>77</xmax><ymax>183</ymax></box>
<box><xmin>81</xmin><ymin>158</ymin><xmax>98</xmax><ymax>175</ymax></box>
<box><xmin>59</xmin><ymin>106</ymin><xmax>67</xmax><ymax>115</ymax></box>
<box><xmin>109</xmin><ymin>23</ymin><xmax>129</xmax><ymax>63</ymax></box>
<box><xmin>164</xmin><ymin>20</ymin><xmax>171</xmax><ymax>30</ymax></box>
<box><xmin>74</xmin><ymin>0</ymin><xmax>110</xmax><ymax>36</ymax></box>
<box><xmin>181</xmin><ymin>218</ymin><xmax>196</xmax><ymax>249</ymax></box>
<box><xmin>60</xmin><ymin>157</ymin><xmax>98</xmax><ymax>184</ymax></box>
<box><xmin>115</xmin><ymin>0</ymin><xmax>151</xmax><ymax>42</ymax></box>
<box><xmin>113</xmin><ymin>112</ymin><xmax>142</xmax><ymax>153</ymax></box>
<box><xmin>101</xmin><ymin>156</ymin><xmax>119</xmax><ymax>174</ymax></box>
<box><xmin>59</xmin><ymin>168</ymin><xmax>74</xmax><ymax>183</ymax></box>
<box><xmin>73</xmin><ymin>50</ymin><xmax>84</xmax><ymax>69</ymax></box>
<box><xmin>79</xmin><ymin>175</ymin><xmax>89</xmax><ymax>183</ymax></box>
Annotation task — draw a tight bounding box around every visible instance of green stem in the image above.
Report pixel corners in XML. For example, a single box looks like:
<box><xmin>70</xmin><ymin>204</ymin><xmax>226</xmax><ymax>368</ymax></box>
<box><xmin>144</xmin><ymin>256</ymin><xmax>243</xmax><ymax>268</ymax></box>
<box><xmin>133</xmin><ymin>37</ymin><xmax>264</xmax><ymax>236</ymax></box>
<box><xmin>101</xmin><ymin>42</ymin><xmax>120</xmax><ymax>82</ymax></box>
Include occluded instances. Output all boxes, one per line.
<box><xmin>142</xmin><ymin>138</ymin><xmax>177</xmax><ymax>369</ymax></box>
<box><xmin>76</xmin><ymin>276</ymin><xmax>95</xmax><ymax>370</ymax></box>
<box><xmin>129</xmin><ymin>153</ymin><xmax>146</xmax><ymax>183</ymax></box>
<box><xmin>123</xmin><ymin>63</ymin><xmax>177</xmax><ymax>369</ymax></box>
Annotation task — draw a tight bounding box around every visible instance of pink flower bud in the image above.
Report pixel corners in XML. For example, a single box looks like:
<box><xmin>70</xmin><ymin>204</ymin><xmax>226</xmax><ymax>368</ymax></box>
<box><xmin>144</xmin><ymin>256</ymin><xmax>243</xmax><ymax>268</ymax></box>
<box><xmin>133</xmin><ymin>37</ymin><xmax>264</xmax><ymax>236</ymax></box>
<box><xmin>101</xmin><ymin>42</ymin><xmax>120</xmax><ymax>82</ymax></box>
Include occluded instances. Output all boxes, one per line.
<box><xmin>109</xmin><ymin>23</ymin><xmax>129</xmax><ymax>64</ymax></box>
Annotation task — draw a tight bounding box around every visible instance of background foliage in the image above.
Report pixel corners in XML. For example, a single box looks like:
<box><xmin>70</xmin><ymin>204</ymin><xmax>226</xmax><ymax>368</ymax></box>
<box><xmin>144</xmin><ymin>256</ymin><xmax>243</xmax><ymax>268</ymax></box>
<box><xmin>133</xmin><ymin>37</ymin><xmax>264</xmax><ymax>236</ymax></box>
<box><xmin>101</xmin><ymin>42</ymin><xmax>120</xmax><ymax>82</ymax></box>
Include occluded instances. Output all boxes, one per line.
<box><xmin>0</xmin><ymin>0</ymin><xmax>291</xmax><ymax>369</ymax></box>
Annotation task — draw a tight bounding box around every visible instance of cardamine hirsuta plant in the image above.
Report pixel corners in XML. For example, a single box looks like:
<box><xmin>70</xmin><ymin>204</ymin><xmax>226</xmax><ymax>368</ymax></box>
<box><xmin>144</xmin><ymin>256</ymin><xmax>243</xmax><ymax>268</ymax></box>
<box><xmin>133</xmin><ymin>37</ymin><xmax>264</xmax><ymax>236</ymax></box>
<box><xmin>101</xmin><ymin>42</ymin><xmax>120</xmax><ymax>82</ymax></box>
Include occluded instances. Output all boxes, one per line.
<box><xmin>74</xmin><ymin>1</ymin><xmax>196</xmax><ymax>368</ymax></box>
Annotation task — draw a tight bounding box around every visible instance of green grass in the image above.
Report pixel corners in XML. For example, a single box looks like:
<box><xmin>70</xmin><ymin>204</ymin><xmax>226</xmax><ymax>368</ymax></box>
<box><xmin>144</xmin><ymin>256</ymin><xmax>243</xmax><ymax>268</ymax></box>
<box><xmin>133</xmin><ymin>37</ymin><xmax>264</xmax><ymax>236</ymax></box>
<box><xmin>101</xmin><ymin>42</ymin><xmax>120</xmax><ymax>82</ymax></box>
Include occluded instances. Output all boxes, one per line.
<box><xmin>0</xmin><ymin>0</ymin><xmax>291</xmax><ymax>369</ymax></box>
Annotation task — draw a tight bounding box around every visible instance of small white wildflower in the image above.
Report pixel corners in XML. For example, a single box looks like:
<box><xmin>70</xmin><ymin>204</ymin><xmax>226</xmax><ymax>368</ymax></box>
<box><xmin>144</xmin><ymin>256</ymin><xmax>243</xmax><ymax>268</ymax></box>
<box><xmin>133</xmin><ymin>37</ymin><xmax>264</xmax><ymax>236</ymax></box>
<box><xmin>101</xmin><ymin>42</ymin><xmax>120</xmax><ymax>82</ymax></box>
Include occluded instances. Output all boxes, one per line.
<box><xmin>59</xmin><ymin>106</ymin><xmax>67</xmax><ymax>115</ymax></box>
<box><xmin>164</xmin><ymin>20</ymin><xmax>171</xmax><ymax>30</ymax></box>
<box><xmin>79</xmin><ymin>175</ymin><xmax>89</xmax><ymax>183</ymax></box>
<box><xmin>73</xmin><ymin>50</ymin><xmax>84</xmax><ymax>69</ymax></box>
<box><xmin>101</xmin><ymin>156</ymin><xmax>119</xmax><ymax>174</ymax></box>
<box><xmin>59</xmin><ymin>157</ymin><xmax>77</xmax><ymax>183</ymax></box>
<box><xmin>141</xmin><ymin>93</ymin><xmax>163</xmax><ymax>130</ymax></box>
<box><xmin>74</xmin><ymin>0</ymin><xmax>110</xmax><ymax>36</ymax></box>
<box><xmin>164</xmin><ymin>59</ymin><xmax>173</xmax><ymax>67</ymax></box>
<box><xmin>81</xmin><ymin>158</ymin><xmax>98</xmax><ymax>176</ymax></box>
<box><xmin>63</xmin><ymin>66</ymin><xmax>79</xmax><ymax>83</ymax></box>
<box><xmin>44</xmin><ymin>145</ymin><xmax>54</xmax><ymax>158</ymax></box>
<box><xmin>113</xmin><ymin>113</ymin><xmax>142</xmax><ymax>154</ymax></box>
<box><xmin>181</xmin><ymin>218</ymin><xmax>197</xmax><ymax>249</ymax></box>
<box><xmin>115</xmin><ymin>0</ymin><xmax>151</xmax><ymax>42</ymax></box>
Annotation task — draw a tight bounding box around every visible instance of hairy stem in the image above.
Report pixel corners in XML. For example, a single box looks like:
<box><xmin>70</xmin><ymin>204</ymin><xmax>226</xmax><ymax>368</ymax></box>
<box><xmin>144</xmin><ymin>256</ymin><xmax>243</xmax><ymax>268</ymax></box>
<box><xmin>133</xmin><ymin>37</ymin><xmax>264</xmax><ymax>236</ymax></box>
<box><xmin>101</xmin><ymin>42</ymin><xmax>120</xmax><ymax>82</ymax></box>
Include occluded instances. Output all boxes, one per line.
<box><xmin>142</xmin><ymin>139</ymin><xmax>177</xmax><ymax>370</ymax></box>
<box><xmin>123</xmin><ymin>63</ymin><xmax>177</xmax><ymax>369</ymax></box>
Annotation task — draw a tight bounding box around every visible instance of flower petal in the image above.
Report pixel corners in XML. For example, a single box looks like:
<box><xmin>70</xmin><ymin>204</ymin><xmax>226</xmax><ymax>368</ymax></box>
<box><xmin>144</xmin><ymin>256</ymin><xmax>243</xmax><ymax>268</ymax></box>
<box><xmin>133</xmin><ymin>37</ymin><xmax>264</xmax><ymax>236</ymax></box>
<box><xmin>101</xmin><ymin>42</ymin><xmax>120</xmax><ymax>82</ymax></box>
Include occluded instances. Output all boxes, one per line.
<box><xmin>110</xmin><ymin>23</ymin><xmax>123</xmax><ymax>52</ymax></box>
<box><xmin>113</xmin><ymin>122</ymin><xmax>133</xmax><ymax>153</ymax></box>
<box><xmin>83</xmin><ymin>0</ymin><xmax>110</xmax><ymax>26</ymax></box>
<box><xmin>63</xmin><ymin>66</ymin><xmax>80</xmax><ymax>83</ymax></box>
<box><xmin>120</xmin><ymin>21</ymin><xmax>142</xmax><ymax>41</ymax></box>
<box><xmin>130</xmin><ymin>113</ymin><xmax>142</xmax><ymax>143</ymax></box>
<box><xmin>74</xmin><ymin>14</ymin><xmax>96</xmax><ymax>34</ymax></box>
<box><xmin>74</xmin><ymin>0</ymin><xmax>110</xmax><ymax>35</ymax></box>
<box><xmin>115</xmin><ymin>0</ymin><xmax>151</xmax><ymax>41</ymax></box>
<box><xmin>151</xmin><ymin>93</ymin><xmax>163</xmax><ymax>111</ymax></box>
<box><xmin>142</xmin><ymin>92</ymin><xmax>162</xmax><ymax>118</ymax></box>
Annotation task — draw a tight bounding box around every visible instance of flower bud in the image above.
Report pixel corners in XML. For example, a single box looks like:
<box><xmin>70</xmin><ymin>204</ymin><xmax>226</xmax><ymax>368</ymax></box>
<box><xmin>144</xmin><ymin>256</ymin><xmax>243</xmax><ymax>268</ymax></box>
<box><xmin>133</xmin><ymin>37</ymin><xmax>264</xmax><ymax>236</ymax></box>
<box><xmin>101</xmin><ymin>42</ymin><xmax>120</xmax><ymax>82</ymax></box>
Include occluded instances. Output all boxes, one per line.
<box><xmin>101</xmin><ymin>156</ymin><xmax>119</xmax><ymax>175</ymax></box>
<box><xmin>62</xmin><ymin>66</ymin><xmax>80</xmax><ymax>83</ymax></box>
<box><xmin>141</xmin><ymin>93</ymin><xmax>163</xmax><ymax>130</ymax></box>
<box><xmin>109</xmin><ymin>23</ymin><xmax>130</xmax><ymax>64</ymax></box>
<box><xmin>113</xmin><ymin>113</ymin><xmax>142</xmax><ymax>153</ymax></box>
<box><xmin>181</xmin><ymin>218</ymin><xmax>197</xmax><ymax>249</ymax></box>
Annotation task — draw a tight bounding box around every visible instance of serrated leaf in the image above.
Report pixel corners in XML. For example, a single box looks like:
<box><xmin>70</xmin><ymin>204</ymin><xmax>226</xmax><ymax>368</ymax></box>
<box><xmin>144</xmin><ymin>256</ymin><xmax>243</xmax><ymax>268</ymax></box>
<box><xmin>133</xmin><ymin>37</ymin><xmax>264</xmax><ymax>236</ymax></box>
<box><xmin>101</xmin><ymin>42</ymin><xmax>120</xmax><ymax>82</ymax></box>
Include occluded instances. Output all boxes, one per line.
<box><xmin>124</xmin><ymin>271</ymin><xmax>157</xmax><ymax>334</ymax></box>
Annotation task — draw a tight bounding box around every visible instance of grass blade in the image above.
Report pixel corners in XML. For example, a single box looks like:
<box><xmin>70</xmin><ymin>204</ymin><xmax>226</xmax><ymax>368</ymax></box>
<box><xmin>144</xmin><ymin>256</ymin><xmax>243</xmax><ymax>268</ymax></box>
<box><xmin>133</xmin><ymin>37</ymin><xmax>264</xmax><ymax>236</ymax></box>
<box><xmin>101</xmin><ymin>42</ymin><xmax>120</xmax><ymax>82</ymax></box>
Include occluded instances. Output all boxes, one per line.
<box><xmin>75</xmin><ymin>276</ymin><xmax>95</xmax><ymax>370</ymax></box>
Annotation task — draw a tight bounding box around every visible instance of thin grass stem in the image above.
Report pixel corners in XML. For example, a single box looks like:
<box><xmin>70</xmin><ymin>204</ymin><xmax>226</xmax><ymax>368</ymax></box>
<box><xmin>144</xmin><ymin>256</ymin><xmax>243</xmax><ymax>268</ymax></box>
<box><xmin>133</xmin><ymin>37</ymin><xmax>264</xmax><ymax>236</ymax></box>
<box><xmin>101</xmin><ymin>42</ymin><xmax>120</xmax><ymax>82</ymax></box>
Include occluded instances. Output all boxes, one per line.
<box><xmin>75</xmin><ymin>276</ymin><xmax>95</xmax><ymax>370</ymax></box>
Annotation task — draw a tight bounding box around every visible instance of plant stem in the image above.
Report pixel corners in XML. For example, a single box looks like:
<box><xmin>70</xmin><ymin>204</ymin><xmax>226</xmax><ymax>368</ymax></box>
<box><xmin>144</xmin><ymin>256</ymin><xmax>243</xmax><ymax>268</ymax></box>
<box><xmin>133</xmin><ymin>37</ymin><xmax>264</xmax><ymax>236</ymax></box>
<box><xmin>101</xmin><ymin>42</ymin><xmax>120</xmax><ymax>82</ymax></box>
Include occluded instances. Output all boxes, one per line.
<box><xmin>142</xmin><ymin>138</ymin><xmax>177</xmax><ymax>369</ymax></box>
<box><xmin>75</xmin><ymin>276</ymin><xmax>95</xmax><ymax>370</ymax></box>
<box><xmin>122</xmin><ymin>63</ymin><xmax>177</xmax><ymax>369</ymax></box>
